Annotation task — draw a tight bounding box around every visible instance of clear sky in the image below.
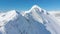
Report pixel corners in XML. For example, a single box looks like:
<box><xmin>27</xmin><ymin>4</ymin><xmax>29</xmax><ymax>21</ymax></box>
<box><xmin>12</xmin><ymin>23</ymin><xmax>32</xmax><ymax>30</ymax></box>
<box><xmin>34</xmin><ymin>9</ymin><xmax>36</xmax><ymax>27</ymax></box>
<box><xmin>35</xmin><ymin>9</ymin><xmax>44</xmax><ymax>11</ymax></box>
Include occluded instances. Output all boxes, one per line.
<box><xmin>0</xmin><ymin>0</ymin><xmax>60</xmax><ymax>12</ymax></box>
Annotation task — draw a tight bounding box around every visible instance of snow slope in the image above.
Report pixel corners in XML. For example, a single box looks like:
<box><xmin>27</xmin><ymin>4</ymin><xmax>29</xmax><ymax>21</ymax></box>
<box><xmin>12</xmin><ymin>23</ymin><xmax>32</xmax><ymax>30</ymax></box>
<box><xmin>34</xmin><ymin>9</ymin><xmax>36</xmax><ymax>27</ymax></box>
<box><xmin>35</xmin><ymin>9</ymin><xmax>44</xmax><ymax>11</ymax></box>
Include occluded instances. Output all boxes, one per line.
<box><xmin>0</xmin><ymin>5</ymin><xmax>60</xmax><ymax>34</ymax></box>
<box><xmin>0</xmin><ymin>9</ymin><xmax>51</xmax><ymax>34</ymax></box>
<box><xmin>21</xmin><ymin>5</ymin><xmax>60</xmax><ymax>34</ymax></box>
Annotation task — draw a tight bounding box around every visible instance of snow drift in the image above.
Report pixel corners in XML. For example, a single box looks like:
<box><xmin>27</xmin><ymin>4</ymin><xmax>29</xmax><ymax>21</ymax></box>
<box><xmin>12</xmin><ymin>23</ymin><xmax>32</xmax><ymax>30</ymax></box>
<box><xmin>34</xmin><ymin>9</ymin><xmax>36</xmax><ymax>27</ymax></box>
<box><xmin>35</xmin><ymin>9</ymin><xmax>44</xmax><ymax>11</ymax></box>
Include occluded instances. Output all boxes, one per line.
<box><xmin>0</xmin><ymin>5</ymin><xmax>60</xmax><ymax>34</ymax></box>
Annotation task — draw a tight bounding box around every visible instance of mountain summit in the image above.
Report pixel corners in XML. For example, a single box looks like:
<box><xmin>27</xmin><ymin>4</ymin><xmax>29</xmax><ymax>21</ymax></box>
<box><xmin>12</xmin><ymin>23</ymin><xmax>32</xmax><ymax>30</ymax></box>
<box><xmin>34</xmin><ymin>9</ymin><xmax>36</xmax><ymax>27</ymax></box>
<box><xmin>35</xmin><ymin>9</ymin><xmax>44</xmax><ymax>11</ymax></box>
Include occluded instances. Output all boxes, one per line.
<box><xmin>30</xmin><ymin>5</ymin><xmax>42</xmax><ymax>11</ymax></box>
<box><xmin>0</xmin><ymin>5</ymin><xmax>60</xmax><ymax>34</ymax></box>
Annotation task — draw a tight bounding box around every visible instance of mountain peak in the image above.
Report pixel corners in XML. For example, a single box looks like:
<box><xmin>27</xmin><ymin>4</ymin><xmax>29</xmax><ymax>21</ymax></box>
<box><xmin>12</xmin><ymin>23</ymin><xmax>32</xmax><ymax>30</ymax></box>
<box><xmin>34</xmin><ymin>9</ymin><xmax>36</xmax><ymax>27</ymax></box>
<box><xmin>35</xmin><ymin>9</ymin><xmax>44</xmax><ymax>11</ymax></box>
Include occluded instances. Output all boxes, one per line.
<box><xmin>22</xmin><ymin>5</ymin><xmax>47</xmax><ymax>16</ymax></box>
<box><xmin>2</xmin><ymin>10</ymin><xmax>20</xmax><ymax>21</ymax></box>
<box><xmin>8</xmin><ymin>10</ymin><xmax>16</xmax><ymax>14</ymax></box>
<box><xmin>30</xmin><ymin>5</ymin><xmax>41</xmax><ymax>11</ymax></box>
<box><xmin>32</xmin><ymin>5</ymin><xmax>40</xmax><ymax>8</ymax></box>
<box><xmin>28</xmin><ymin>5</ymin><xmax>47</xmax><ymax>14</ymax></box>
<box><xmin>8</xmin><ymin>10</ymin><xmax>20</xmax><ymax>14</ymax></box>
<box><xmin>30</xmin><ymin>5</ymin><xmax>47</xmax><ymax>14</ymax></box>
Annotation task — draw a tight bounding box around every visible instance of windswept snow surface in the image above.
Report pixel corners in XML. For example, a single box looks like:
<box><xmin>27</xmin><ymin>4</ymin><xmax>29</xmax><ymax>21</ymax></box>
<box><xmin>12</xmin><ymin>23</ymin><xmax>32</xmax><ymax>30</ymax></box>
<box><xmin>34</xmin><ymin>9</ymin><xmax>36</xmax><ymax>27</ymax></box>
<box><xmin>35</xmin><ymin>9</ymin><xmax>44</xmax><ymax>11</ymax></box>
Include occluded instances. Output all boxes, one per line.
<box><xmin>0</xmin><ymin>5</ymin><xmax>60</xmax><ymax>34</ymax></box>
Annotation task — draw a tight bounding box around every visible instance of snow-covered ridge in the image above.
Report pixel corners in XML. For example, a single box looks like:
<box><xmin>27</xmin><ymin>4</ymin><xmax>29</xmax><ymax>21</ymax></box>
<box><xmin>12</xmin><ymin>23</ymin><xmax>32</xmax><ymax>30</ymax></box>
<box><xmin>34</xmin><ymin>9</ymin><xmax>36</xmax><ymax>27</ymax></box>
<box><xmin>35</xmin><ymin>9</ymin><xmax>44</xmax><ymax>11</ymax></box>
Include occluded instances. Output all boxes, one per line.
<box><xmin>24</xmin><ymin>5</ymin><xmax>47</xmax><ymax>14</ymax></box>
<box><xmin>0</xmin><ymin>10</ymin><xmax>16</xmax><ymax>21</ymax></box>
<box><xmin>21</xmin><ymin>5</ymin><xmax>48</xmax><ymax>24</ymax></box>
<box><xmin>0</xmin><ymin>10</ymin><xmax>19</xmax><ymax>26</ymax></box>
<box><xmin>21</xmin><ymin>5</ymin><xmax>60</xmax><ymax>34</ymax></box>
<box><xmin>0</xmin><ymin>5</ymin><xmax>60</xmax><ymax>34</ymax></box>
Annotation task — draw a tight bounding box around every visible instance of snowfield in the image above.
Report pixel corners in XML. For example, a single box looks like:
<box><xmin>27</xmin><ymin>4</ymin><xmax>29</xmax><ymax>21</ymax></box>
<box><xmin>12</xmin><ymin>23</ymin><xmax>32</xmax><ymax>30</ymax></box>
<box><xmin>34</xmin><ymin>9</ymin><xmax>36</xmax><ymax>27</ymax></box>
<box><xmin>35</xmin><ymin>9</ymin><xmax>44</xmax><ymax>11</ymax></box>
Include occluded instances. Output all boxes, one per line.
<box><xmin>0</xmin><ymin>5</ymin><xmax>60</xmax><ymax>34</ymax></box>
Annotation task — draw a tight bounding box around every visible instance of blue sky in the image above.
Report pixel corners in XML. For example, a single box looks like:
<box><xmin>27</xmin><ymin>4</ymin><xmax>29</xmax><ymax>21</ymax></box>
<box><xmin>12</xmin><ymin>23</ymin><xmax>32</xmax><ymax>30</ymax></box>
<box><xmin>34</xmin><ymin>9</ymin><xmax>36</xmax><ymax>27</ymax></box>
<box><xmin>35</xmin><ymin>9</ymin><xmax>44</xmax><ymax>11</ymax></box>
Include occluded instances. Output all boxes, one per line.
<box><xmin>0</xmin><ymin>0</ymin><xmax>60</xmax><ymax>12</ymax></box>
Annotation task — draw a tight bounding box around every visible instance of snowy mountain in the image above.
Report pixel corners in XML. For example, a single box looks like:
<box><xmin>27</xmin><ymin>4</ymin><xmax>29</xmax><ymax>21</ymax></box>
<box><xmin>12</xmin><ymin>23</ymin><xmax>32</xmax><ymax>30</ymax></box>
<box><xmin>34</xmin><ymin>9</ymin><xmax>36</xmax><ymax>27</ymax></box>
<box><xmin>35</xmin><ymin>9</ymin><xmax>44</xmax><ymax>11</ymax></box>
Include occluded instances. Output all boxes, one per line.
<box><xmin>0</xmin><ymin>5</ymin><xmax>60</xmax><ymax>34</ymax></box>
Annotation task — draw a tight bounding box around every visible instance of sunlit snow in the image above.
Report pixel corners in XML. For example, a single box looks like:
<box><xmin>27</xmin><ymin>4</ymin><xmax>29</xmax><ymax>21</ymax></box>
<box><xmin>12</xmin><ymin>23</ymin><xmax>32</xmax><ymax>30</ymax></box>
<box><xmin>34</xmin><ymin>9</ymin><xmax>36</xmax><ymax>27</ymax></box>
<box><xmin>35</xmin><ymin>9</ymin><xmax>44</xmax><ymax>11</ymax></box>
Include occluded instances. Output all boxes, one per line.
<box><xmin>0</xmin><ymin>5</ymin><xmax>60</xmax><ymax>34</ymax></box>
